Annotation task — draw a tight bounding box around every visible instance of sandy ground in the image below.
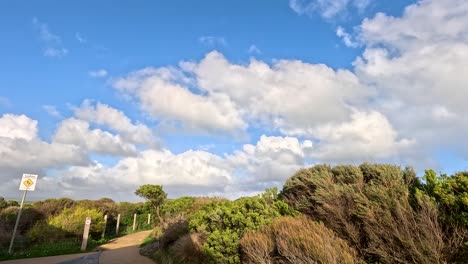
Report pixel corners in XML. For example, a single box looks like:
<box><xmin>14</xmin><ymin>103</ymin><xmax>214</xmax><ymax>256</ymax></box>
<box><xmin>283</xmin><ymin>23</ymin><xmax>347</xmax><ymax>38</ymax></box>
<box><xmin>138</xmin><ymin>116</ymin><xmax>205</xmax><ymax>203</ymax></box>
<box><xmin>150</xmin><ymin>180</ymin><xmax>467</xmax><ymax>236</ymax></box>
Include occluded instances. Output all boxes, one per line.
<box><xmin>98</xmin><ymin>230</ymin><xmax>154</xmax><ymax>264</ymax></box>
<box><xmin>0</xmin><ymin>230</ymin><xmax>155</xmax><ymax>264</ymax></box>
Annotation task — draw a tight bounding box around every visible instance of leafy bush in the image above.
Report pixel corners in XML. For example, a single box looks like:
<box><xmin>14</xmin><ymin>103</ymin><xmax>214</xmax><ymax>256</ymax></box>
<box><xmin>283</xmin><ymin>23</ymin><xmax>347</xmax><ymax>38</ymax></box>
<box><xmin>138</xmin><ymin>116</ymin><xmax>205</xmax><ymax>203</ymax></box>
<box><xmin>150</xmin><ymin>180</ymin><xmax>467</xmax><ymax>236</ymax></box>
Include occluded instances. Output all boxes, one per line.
<box><xmin>27</xmin><ymin>221</ymin><xmax>69</xmax><ymax>242</ymax></box>
<box><xmin>420</xmin><ymin>170</ymin><xmax>468</xmax><ymax>262</ymax></box>
<box><xmin>187</xmin><ymin>188</ymin><xmax>296</xmax><ymax>263</ymax></box>
<box><xmin>281</xmin><ymin>164</ymin><xmax>446</xmax><ymax>264</ymax></box>
<box><xmin>49</xmin><ymin>206</ymin><xmax>104</xmax><ymax>238</ymax></box>
<box><xmin>240</xmin><ymin>215</ymin><xmax>359</xmax><ymax>264</ymax></box>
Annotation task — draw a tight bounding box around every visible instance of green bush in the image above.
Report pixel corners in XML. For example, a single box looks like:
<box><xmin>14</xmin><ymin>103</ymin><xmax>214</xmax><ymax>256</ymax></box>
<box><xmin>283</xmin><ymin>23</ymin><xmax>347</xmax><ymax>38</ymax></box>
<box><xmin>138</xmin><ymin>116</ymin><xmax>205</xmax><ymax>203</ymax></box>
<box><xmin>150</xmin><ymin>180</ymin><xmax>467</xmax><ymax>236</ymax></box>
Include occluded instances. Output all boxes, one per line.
<box><xmin>49</xmin><ymin>206</ymin><xmax>104</xmax><ymax>238</ymax></box>
<box><xmin>188</xmin><ymin>189</ymin><xmax>296</xmax><ymax>263</ymax></box>
<box><xmin>27</xmin><ymin>221</ymin><xmax>69</xmax><ymax>242</ymax></box>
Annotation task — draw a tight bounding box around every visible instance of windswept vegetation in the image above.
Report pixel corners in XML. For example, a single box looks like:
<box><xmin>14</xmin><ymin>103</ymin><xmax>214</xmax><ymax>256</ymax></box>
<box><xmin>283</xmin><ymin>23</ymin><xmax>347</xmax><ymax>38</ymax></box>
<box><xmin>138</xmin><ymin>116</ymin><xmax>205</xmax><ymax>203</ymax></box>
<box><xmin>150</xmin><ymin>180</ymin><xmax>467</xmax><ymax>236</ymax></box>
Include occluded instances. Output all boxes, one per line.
<box><xmin>141</xmin><ymin>163</ymin><xmax>468</xmax><ymax>264</ymax></box>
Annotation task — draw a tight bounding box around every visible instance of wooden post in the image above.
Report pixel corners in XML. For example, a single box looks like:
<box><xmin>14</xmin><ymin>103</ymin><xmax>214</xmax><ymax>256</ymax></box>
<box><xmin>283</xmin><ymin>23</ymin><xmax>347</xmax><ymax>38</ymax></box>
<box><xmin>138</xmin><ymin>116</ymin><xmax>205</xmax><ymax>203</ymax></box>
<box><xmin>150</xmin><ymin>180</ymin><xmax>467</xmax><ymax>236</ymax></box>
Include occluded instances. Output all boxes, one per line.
<box><xmin>116</xmin><ymin>214</ymin><xmax>120</xmax><ymax>234</ymax></box>
<box><xmin>147</xmin><ymin>214</ymin><xmax>151</xmax><ymax>225</ymax></box>
<box><xmin>101</xmin><ymin>214</ymin><xmax>108</xmax><ymax>239</ymax></box>
<box><xmin>81</xmin><ymin>217</ymin><xmax>91</xmax><ymax>251</ymax></box>
<box><xmin>133</xmin><ymin>213</ymin><xmax>137</xmax><ymax>231</ymax></box>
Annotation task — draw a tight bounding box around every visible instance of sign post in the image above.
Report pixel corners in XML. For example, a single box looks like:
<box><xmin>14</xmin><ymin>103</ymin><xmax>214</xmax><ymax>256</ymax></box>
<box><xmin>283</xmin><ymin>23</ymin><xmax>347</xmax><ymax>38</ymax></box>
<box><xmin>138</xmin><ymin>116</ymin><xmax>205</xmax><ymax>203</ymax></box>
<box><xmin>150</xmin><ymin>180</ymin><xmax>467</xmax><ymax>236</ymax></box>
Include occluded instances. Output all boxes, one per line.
<box><xmin>133</xmin><ymin>213</ymin><xmax>137</xmax><ymax>231</ymax></box>
<box><xmin>101</xmin><ymin>215</ymin><xmax>108</xmax><ymax>239</ymax></box>
<box><xmin>8</xmin><ymin>174</ymin><xmax>38</xmax><ymax>254</ymax></box>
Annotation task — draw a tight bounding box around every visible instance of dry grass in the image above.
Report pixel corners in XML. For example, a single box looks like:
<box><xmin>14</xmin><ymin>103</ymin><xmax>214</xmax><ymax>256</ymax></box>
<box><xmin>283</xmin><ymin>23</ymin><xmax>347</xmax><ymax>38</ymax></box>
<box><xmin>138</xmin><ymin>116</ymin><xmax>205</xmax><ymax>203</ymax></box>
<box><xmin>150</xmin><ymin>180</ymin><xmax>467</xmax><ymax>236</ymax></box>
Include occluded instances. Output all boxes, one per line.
<box><xmin>240</xmin><ymin>215</ymin><xmax>359</xmax><ymax>264</ymax></box>
<box><xmin>281</xmin><ymin>164</ymin><xmax>447</xmax><ymax>264</ymax></box>
<box><xmin>171</xmin><ymin>232</ymin><xmax>205</xmax><ymax>264</ymax></box>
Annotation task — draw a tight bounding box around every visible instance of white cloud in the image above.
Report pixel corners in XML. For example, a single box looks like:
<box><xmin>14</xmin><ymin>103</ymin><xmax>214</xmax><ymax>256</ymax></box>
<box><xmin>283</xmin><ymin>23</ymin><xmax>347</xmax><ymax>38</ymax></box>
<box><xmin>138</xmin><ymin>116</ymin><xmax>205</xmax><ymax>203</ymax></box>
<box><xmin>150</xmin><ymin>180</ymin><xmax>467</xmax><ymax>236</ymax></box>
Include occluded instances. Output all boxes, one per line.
<box><xmin>228</xmin><ymin>135</ymin><xmax>313</xmax><ymax>183</ymax></box>
<box><xmin>310</xmin><ymin>110</ymin><xmax>414</xmax><ymax>161</ymax></box>
<box><xmin>352</xmin><ymin>0</ymin><xmax>468</xmax><ymax>155</ymax></box>
<box><xmin>88</xmin><ymin>69</ymin><xmax>108</xmax><ymax>78</ymax></box>
<box><xmin>53</xmin><ymin>118</ymin><xmax>137</xmax><ymax>156</ymax></box>
<box><xmin>289</xmin><ymin>0</ymin><xmax>372</xmax><ymax>19</ymax></box>
<box><xmin>0</xmin><ymin>114</ymin><xmax>89</xmax><ymax>198</ymax></box>
<box><xmin>73</xmin><ymin>100</ymin><xmax>156</xmax><ymax>146</ymax></box>
<box><xmin>336</xmin><ymin>26</ymin><xmax>359</xmax><ymax>47</ymax></box>
<box><xmin>198</xmin><ymin>36</ymin><xmax>227</xmax><ymax>46</ymax></box>
<box><xmin>43</xmin><ymin>105</ymin><xmax>61</xmax><ymax>118</ymax></box>
<box><xmin>32</xmin><ymin>17</ymin><xmax>68</xmax><ymax>58</ymax></box>
<box><xmin>39</xmin><ymin>149</ymin><xmax>232</xmax><ymax>199</ymax></box>
<box><xmin>113</xmin><ymin>66</ymin><xmax>247</xmax><ymax>135</ymax></box>
<box><xmin>0</xmin><ymin>114</ymin><xmax>38</xmax><ymax>140</ymax></box>
<box><xmin>192</xmin><ymin>51</ymin><xmax>370</xmax><ymax>135</ymax></box>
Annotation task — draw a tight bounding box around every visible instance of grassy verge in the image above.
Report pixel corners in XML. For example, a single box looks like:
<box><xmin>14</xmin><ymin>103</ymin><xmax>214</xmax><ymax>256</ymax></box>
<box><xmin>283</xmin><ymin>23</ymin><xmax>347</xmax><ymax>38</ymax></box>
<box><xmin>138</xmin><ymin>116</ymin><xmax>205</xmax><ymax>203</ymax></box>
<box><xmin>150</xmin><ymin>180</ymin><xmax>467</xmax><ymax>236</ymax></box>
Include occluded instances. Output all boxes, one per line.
<box><xmin>0</xmin><ymin>238</ymin><xmax>107</xmax><ymax>261</ymax></box>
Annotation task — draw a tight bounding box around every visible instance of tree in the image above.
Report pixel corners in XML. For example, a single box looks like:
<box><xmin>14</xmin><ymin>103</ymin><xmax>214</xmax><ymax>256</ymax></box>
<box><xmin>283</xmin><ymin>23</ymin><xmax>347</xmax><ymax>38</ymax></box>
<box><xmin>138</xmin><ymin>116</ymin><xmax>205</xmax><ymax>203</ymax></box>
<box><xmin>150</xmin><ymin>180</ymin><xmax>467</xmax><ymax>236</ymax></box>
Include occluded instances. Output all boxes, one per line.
<box><xmin>135</xmin><ymin>184</ymin><xmax>167</xmax><ymax>224</ymax></box>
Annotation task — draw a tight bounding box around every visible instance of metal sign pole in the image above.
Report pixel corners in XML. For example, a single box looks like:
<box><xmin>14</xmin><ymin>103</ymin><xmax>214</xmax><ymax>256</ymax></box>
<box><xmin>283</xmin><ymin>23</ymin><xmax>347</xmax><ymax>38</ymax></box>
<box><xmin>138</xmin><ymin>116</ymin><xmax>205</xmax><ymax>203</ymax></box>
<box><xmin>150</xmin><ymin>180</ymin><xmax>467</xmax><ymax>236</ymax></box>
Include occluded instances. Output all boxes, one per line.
<box><xmin>8</xmin><ymin>190</ymin><xmax>28</xmax><ymax>254</ymax></box>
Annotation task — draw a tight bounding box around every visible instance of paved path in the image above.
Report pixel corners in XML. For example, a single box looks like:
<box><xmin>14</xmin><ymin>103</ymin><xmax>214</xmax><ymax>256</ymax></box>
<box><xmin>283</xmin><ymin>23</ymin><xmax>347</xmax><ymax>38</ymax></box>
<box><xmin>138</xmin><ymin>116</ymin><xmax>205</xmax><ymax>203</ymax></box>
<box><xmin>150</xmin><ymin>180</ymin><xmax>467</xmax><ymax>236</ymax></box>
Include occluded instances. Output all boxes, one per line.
<box><xmin>0</xmin><ymin>230</ymin><xmax>154</xmax><ymax>264</ymax></box>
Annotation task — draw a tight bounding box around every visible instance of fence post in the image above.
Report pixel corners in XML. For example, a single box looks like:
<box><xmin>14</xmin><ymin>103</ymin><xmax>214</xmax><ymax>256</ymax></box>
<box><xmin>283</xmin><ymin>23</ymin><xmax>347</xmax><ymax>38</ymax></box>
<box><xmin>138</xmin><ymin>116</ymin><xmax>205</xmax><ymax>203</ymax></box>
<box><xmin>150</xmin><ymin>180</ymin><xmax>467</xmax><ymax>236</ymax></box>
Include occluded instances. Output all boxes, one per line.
<box><xmin>147</xmin><ymin>214</ymin><xmax>151</xmax><ymax>225</ymax></box>
<box><xmin>81</xmin><ymin>217</ymin><xmax>91</xmax><ymax>251</ymax></box>
<box><xmin>101</xmin><ymin>214</ymin><xmax>108</xmax><ymax>239</ymax></box>
<box><xmin>116</xmin><ymin>214</ymin><xmax>120</xmax><ymax>234</ymax></box>
<box><xmin>133</xmin><ymin>213</ymin><xmax>137</xmax><ymax>231</ymax></box>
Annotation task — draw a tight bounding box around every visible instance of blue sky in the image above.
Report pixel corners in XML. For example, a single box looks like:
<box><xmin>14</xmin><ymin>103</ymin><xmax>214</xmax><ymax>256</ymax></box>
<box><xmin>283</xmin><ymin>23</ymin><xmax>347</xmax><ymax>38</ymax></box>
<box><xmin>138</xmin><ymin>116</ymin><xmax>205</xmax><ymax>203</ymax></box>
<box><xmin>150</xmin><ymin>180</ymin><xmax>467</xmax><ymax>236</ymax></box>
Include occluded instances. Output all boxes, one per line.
<box><xmin>0</xmin><ymin>0</ymin><xmax>467</xmax><ymax>201</ymax></box>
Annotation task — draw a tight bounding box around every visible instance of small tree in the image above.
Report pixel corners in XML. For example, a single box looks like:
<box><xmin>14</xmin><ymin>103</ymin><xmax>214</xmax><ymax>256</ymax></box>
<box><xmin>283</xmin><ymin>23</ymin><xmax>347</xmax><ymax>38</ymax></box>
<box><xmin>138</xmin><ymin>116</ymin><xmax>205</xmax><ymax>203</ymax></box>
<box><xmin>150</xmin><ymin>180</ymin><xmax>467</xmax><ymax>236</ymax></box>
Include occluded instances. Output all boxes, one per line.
<box><xmin>135</xmin><ymin>184</ymin><xmax>167</xmax><ymax>224</ymax></box>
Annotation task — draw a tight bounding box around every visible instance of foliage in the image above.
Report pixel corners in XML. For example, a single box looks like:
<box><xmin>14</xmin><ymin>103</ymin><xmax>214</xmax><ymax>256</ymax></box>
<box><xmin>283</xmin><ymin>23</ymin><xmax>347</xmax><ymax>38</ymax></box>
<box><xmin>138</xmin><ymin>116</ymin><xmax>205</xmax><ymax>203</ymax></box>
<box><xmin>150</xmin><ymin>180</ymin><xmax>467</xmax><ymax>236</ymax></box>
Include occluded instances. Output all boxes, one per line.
<box><xmin>240</xmin><ymin>215</ymin><xmax>359</xmax><ymax>264</ymax></box>
<box><xmin>420</xmin><ymin>170</ymin><xmax>468</xmax><ymax>262</ymax></box>
<box><xmin>135</xmin><ymin>184</ymin><xmax>167</xmax><ymax>223</ymax></box>
<box><xmin>161</xmin><ymin>197</ymin><xmax>195</xmax><ymax>218</ymax></box>
<box><xmin>187</xmin><ymin>188</ymin><xmax>297</xmax><ymax>263</ymax></box>
<box><xmin>32</xmin><ymin>198</ymin><xmax>76</xmax><ymax>217</ymax></box>
<box><xmin>48</xmin><ymin>206</ymin><xmax>104</xmax><ymax>238</ymax></box>
<box><xmin>422</xmin><ymin>170</ymin><xmax>468</xmax><ymax>226</ymax></box>
<box><xmin>26</xmin><ymin>221</ymin><xmax>68</xmax><ymax>242</ymax></box>
<box><xmin>281</xmin><ymin>163</ymin><xmax>446</xmax><ymax>264</ymax></box>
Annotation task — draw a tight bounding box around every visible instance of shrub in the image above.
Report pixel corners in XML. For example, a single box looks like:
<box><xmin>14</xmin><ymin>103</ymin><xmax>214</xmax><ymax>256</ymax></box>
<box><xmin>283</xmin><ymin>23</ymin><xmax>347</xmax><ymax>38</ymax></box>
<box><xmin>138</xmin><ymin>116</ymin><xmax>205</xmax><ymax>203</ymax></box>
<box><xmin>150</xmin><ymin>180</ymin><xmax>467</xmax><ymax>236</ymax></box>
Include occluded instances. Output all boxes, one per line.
<box><xmin>281</xmin><ymin>164</ymin><xmax>445</xmax><ymax>264</ymax></box>
<box><xmin>26</xmin><ymin>221</ymin><xmax>68</xmax><ymax>242</ymax></box>
<box><xmin>240</xmin><ymin>215</ymin><xmax>359</xmax><ymax>264</ymax></box>
<box><xmin>188</xmin><ymin>189</ymin><xmax>296</xmax><ymax>263</ymax></box>
<box><xmin>49</xmin><ymin>206</ymin><xmax>104</xmax><ymax>238</ymax></box>
<box><xmin>32</xmin><ymin>198</ymin><xmax>76</xmax><ymax>217</ymax></box>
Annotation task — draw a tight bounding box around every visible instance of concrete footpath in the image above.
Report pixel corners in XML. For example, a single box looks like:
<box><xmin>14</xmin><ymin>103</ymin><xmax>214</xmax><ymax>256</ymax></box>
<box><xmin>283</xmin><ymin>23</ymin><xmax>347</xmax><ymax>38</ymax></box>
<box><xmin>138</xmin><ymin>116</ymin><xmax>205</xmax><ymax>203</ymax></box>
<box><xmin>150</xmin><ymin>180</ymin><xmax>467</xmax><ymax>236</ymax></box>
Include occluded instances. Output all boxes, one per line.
<box><xmin>0</xmin><ymin>230</ymin><xmax>154</xmax><ymax>264</ymax></box>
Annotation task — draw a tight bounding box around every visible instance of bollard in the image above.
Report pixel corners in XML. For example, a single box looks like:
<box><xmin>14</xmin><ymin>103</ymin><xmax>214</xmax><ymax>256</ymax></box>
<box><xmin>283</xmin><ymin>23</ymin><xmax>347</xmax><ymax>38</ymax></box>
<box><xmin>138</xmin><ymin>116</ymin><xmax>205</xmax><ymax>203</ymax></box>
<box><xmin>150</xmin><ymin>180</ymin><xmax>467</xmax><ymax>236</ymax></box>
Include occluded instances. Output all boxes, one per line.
<box><xmin>148</xmin><ymin>214</ymin><xmax>151</xmax><ymax>225</ymax></box>
<box><xmin>81</xmin><ymin>217</ymin><xmax>91</xmax><ymax>251</ymax></box>
<box><xmin>102</xmin><ymin>214</ymin><xmax>108</xmax><ymax>239</ymax></box>
<box><xmin>116</xmin><ymin>214</ymin><xmax>121</xmax><ymax>234</ymax></box>
<box><xmin>133</xmin><ymin>213</ymin><xmax>137</xmax><ymax>231</ymax></box>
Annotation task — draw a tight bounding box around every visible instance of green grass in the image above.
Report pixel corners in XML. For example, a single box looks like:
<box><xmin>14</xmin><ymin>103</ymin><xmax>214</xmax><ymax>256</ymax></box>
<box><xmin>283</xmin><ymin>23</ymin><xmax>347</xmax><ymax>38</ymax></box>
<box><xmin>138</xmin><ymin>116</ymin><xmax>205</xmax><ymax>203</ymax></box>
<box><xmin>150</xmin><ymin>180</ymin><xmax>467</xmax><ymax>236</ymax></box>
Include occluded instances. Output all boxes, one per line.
<box><xmin>0</xmin><ymin>237</ymin><xmax>107</xmax><ymax>261</ymax></box>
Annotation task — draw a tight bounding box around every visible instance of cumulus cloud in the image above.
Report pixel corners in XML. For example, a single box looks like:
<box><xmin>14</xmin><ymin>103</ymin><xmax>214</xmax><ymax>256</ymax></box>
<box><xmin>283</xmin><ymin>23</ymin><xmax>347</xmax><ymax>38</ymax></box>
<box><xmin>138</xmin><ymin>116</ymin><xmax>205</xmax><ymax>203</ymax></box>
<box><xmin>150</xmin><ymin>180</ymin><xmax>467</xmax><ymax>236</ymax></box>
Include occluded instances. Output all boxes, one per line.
<box><xmin>32</xmin><ymin>17</ymin><xmax>68</xmax><ymax>58</ymax></box>
<box><xmin>53</xmin><ymin>118</ymin><xmax>137</xmax><ymax>156</ymax></box>
<box><xmin>74</xmin><ymin>100</ymin><xmax>156</xmax><ymax>146</ymax></box>
<box><xmin>289</xmin><ymin>0</ymin><xmax>372</xmax><ymax>18</ymax></box>
<box><xmin>228</xmin><ymin>135</ymin><xmax>313</xmax><ymax>183</ymax></box>
<box><xmin>113</xmin><ymin>67</ymin><xmax>247</xmax><ymax>135</ymax></box>
<box><xmin>352</xmin><ymin>0</ymin><xmax>468</xmax><ymax>156</ymax></box>
<box><xmin>310</xmin><ymin>111</ymin><xmax>414</xmax><ymax>161</ymax></box>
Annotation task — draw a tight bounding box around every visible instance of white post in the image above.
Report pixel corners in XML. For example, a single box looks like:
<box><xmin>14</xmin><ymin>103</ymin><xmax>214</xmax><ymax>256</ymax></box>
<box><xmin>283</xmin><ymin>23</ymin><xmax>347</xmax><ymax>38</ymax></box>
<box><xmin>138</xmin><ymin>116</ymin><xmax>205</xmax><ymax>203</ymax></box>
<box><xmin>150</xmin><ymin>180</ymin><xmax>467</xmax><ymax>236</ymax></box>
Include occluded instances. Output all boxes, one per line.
<box><xmin>101</xmin><ymin>214</ymin><xmax>108</xmax><ymax>239</ymax></box>
<box><xmin>81</xmin><ymin>217</ymin><xmax>91</xmax><ymax>251</ymax></box>
<box><xmin>116</xmin><ymin>214</ymin><xmax>121</xmax><ymax>234</ymax></box>
<box><xmin>133</xmin><ymin>213</ymin><xmax>137</xmax><ymax>231</ymax></box>
<box><xmin>8</xmin><ymin>190</ymin><xmax>28</xmax><ymax>254</ymax></box>
<box><xmin>147</xmin><ymin>214</ymin><xmax>151</xmax><ymax>225</ymax></box>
